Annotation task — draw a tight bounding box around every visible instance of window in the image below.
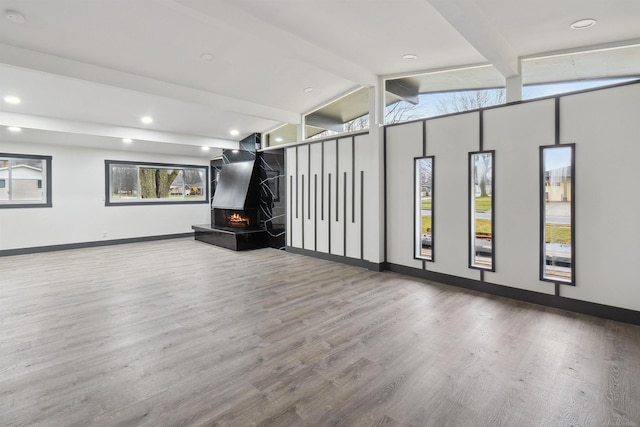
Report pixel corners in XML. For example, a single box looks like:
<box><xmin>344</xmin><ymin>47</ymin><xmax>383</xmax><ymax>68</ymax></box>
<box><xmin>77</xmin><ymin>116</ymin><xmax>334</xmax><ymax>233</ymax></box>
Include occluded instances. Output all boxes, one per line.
<box><xmin>304</xmin><ymin>87</ymin><xmax>369</xmax><ymax>139</ymax></box>
<box><xmin>265</xmin><ymin>124</ymin><xmax>298</xmax><ymax>146</ymax></box>
<box><xmin>385</xmin><ymin>66</ymin><xmax>505</xmax><ymax>125</ymax></box>
<box><xmin>105</xmin><ymin>160</ymin><xmax>208</xmax><ymax>206</ymax></box>
<box><xmin>540</xmin><ymin>144</ymin><xmax>575</xmax><ymax>284</ymax></box>
<box><xmin>415</xmin><ymin>157</ymin><xmax>434</xmax><ymax>260</ymax></box>
<box><xmin>522</xmin><ymin>44</ymin><xmax>640</xmax><ymax>100</ymax></box>
<box><xmin>523</xmin><ymin>78</ymin><xmax>639</xmax><ymax>100</ymax></box>
<box><xmin>469</xmin><ymin>151</ymin><xmax>494</xmax><ymax>270</ymax></box>
<box><xmin>0</xmin><ymin>153</ymin><xmax>52</xmax><ymax>208</ymax></box>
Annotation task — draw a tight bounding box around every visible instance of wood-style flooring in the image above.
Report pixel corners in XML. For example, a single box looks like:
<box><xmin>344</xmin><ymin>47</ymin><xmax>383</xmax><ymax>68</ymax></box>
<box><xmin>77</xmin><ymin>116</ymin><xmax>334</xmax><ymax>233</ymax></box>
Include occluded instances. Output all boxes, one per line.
<box><xmin>1</xmin><ymin>239</ymin><xmax>639</xmax><ymax>426</ymax></box>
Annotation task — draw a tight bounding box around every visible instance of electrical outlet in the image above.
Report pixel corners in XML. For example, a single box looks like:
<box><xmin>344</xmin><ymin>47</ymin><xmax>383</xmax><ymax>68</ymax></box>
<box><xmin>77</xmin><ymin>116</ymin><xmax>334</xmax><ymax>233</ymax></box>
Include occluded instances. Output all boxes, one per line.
<box><xmin>102</xmin><ymin>232</ymin><xmax>108</xmax><ymax>238</ymax></box>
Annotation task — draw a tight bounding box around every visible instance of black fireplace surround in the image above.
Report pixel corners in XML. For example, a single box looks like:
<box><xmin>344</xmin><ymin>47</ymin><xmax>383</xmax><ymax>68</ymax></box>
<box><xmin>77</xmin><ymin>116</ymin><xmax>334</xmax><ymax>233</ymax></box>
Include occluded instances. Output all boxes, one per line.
<box><xmin>193</xmin><ymin>159</ymin><xmax>267</xmax><ymax>250</ymax></box>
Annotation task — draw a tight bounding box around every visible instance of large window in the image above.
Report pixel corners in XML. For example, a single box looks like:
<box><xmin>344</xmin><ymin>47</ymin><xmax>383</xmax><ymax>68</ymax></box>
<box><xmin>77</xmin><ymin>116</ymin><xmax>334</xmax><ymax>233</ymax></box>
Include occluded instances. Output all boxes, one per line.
<box><xmin>540</xmin><ymin>144</ymin><xmax>575</xmax><ymax>284</ymax></box>
<box><xmin>106</xmin><ymin>160</ymin><xmax>208</xmax><ymax>206</ymax></box>
<box><xmin>415</xmin><ymin>157</ymin><xmax>434</xmax><ymax>260</ymax></box>
<box><xmin>0</xmin><ymin>153</ymin><xmax>52</xmax><ymax>208</ymax></box>
<box><xmin>469</xmin><ymin>151</ymin><xmax>494</xmax><ymax>270</ymax></box>
<box><xmin>522</xmin><ymin>44</ymin><xmax>640</xmax><ymax>100</ymax></box>
<box><xmin>385</xmin><ymin>66</ymin><xmax>506</xmax><ymax>125</ymax></box>
<box><xmin>304</xmin><ymin>87</ymin><xmax>369</xmax><ymax>140</ymax></box>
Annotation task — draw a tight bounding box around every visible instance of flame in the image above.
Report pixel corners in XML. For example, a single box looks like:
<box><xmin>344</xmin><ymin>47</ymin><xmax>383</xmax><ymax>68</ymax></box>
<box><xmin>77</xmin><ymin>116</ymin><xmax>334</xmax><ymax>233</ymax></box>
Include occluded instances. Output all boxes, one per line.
<box><xmin>228</xmin><ymin>212</ymin><xmax>249</xmax><ymax>226</ymax></box>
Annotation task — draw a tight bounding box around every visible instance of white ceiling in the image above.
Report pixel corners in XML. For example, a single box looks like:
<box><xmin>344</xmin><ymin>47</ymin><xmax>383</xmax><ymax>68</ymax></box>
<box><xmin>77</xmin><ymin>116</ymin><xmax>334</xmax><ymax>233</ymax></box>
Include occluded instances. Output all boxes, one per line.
<box><xmin>0</xmin><ymin>0</ymin><xmax>638</xmax><ymax>156</ymax></box>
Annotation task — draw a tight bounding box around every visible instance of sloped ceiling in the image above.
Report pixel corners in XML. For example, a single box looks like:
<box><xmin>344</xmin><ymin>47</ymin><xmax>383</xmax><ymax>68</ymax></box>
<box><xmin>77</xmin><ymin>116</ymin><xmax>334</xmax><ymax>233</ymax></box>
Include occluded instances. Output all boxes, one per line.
<box><xmin>0</xmin><ymin>0</ymin><xmax>638</xmax><ymax>156</ymax></box>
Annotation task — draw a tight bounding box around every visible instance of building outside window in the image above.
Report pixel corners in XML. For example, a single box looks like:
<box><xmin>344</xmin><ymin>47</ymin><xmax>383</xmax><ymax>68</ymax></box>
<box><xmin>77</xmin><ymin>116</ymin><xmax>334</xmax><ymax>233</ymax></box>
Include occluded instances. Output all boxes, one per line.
<box><xmin>0</xmin><ymin>154</ymin><xmax>52</xmax><ymax>208</ymax></box>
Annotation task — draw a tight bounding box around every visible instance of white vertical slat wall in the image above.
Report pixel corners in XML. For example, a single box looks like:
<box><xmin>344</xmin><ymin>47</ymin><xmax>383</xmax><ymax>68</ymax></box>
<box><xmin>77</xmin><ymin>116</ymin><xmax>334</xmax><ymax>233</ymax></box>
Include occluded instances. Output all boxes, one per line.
<box><xmin>286</xmin><ymin>133</ymin><xmax>376</xmax><ymax>264</ymax></box>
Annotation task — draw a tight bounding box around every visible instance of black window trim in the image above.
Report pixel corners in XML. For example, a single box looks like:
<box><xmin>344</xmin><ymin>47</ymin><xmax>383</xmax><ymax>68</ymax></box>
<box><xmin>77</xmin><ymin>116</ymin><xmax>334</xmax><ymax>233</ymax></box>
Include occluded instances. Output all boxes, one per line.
<box><xmin>468</xmin><ymin>149</ymin><xmax>495</xmax><ymax>271</ymax></box>
<box><xmin>414</xmin><ymin>155</ymin><xmax>435</xmax><ymax>262</ymax></box>
<box><xmin>539</xmin><ymin>143</ymin><xmax>576</xmax><ymax>286</ymax></box>
<box><xmin>105</xmin><ymin>159</ymin><xmax>209</xmax><ymax>206</ymax></box>
<box><xmin>0</xmin><ymin>152</ymin><xmax>52</xmax><ymax>209</ymax></box>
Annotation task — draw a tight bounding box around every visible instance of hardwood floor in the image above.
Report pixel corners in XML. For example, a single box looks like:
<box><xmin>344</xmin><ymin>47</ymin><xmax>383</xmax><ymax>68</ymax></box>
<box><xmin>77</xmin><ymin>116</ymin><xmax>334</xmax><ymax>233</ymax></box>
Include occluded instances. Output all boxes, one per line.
<box><xmin>1</xmin><ymin>238</ymin><xmax>639</xmax><ymax>426</ymax></box>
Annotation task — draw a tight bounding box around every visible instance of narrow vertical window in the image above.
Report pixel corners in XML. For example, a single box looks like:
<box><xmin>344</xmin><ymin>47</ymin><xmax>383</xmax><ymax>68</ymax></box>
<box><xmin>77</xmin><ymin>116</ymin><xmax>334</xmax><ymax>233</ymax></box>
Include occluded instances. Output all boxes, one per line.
<box><xmin>540</xmin><ymin>144</ymin><xmax>574</xmax><ymax>284</ymax></box>
<box><xmin>469</xmin><ymin>151</ymin><xmax>494</xmax><ymax>270</ymax></box>
<box><xmin>415</xmin><ymin>156</ymin><xmax>434</xmax><ymax>260</ymax></box>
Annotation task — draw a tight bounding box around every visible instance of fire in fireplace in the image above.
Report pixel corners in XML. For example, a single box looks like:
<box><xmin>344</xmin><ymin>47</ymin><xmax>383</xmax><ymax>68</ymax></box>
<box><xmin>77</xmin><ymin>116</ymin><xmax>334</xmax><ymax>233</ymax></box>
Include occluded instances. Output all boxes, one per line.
<box><xmin>213</xmin><ymin>208</ymin><xmax>258</xmax><ymax>230</ymax></box>
<box><xmin>227</xmin><ymin>212</ymin><xmax>250</xmax><ymax>227</ymax></box>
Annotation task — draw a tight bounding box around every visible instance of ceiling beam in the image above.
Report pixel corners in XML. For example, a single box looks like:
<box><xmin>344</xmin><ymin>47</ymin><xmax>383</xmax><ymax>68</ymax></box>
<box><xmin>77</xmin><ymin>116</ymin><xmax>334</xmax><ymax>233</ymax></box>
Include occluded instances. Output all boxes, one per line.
<box><xmin>425</xmin><ymin>0</ymin><xmax>519</xmax><ymax>78</ymax></box>
<box><xmin>0</xmin><ymin>43</ymin><xmax>301</xmax><ymax>125</ymax></box>
<box><xmin>0</xmin><ymin>111</ymin><xmax>239</xmax><ymax>150</ymax></box>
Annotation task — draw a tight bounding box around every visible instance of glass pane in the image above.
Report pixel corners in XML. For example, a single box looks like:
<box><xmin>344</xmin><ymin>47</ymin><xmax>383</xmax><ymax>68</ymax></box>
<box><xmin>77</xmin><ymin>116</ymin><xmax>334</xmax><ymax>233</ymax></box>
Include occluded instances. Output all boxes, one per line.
<box><xmin>0</xmin><ymin>158</ymin><xmax>9</xmax><ymax>201</ymax></box>
<box><xmin>111</xmin><ymin>165</ymin><xmax>139</xmax><ymax>200</ymax></box>
<box><xmin>415</xmin><ymin>157</ymin><xmax>433</xmax><ymax>260</ymax></box>
<box><xmin>542</xmin><ymin>146</ymin><xmax>573</xmax><ymax>282</ymax></box>
<box><xmin>184</xmin><ymin>168</ymin><xmax>206</xmax><ymax>199</ymax></box>
<box><xmin>139</xmin><ymin>168</ymin><xmax>183</xmax><ymax>199</ymax></box>
<box><xmin>384</xmin><ymin>66</ymin><xmax>506</xmax><ymax>125</ymax></box>
<box><xmin>471</xmin><ymin>152</ymin><xmax>493</xmax><ymax>269</ymax></box>
<box><xmin>9</xmin><ymin>159</ymin><xmax>45</xmax><ymax>201</ymax></box>
<box><xmin>169</xmin><ymin>170</ymin><xmax>185</xmax><ymax>198</ymax></box>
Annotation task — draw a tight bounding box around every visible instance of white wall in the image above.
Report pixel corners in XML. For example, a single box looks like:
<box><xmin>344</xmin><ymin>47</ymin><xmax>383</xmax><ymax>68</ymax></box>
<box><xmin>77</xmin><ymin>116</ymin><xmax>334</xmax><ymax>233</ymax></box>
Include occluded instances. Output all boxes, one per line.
<box><xmin>384</xmin><ymin>83</ymin><xmax>640</xmax><ymax>312</ymax></box>
<box><xmin>483</xmin><ymin>99</ymin><xmax>556</xmax><ymax>294</ymax></box>
<box><xmin>286</xmin><ymin>133</ymin><xmax>378</xmax><ymax>264</ymax></box>
<box><xmin>0</xmin><ymin>141</ymin><xmax>210</xmax><ymax>251</ymax></box>
<box><xmin>560</xmin><ymin>84</ymin><xmax>640</xmax><ymax>311</ymax></box>
<box><xmin>385</xmin><ymin>121</ymin><xmax>423</xmax><ymax>269</ymax></box>
<box><xmin>426</xmin><ymin>113</ymin><xmax>482</xmax><ymax>281</ymax></box>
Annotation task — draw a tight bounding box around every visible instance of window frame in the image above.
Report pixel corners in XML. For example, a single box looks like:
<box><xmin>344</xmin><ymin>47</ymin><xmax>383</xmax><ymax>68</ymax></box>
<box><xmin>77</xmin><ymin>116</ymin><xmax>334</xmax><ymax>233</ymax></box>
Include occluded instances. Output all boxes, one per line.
<box><xmin>105</xmin><ymin>160</ymin><xmax>209</xmax><ymax>206</ymax></box>
<box><xmin>468</xmin><ymin>150</ymin><xmax>495</xmax><ymax>271</ymax></box>
<box><xmin>0</xmin><ymin>153</ymin><xmax>52</xmax><ymax>209</ymax></box>
<box><xmin>414</xmin><ymin>156</ymin><xmax>435</xmax><ymax>261</ymax></box>
<box><xmin>539</xmin><ymin>143</ymin><xmax>575</xmax><ymax>285</ymax></box>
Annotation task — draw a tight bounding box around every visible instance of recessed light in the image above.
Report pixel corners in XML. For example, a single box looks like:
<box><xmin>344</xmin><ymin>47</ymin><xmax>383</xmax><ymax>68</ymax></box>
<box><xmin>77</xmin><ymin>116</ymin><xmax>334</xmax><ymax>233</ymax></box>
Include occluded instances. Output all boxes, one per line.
<box><xmin>304</xmin><ymin>87</ymin><xmax>314</xmax><ymax>93</ymax></box>
<box><xmin>275</xmin><ymin>137</ymin><xmax>283</xmax><ymax>142</ymax></box>
<box><xmin>4</xmin><ymin>95</ymin><xmax>21</xmax><ymax>104</ymax></box>
<box><xmin>8</xmin><ymin>126</ymin><xmax>22</xmax><ymax>132</ymax></box>
<box><xmin>122</xmin><ymin>138</ymin><xmax>133</xmax><ymax>143</ymax></box>
<box><xmin>141</xmin><ymin>116</ymin><xmax>153</xmax><ymax>124</ymax></box>
<box><xmin>402</xmin><ymin>54</ymin><xmax>417</xmax><ymax>60</ymax></box>
<box><xmin>230</xmin><ymin>129</ymin><xmax>240</xmax><ymax>136</ymax></box>
<box><xmin>570</xmin><ymin>19</ymin><xmax>597</xmax><ymax>30</ymax></box>
<box><xmin>5</xmin><ymin>10</ymin><xmax>25</xmax><ymax>25</ymax></box>
<box><xmin>200</xmin><ymin>53</ymin><xmax>214</xmax><ymax>61</ymax></box>
<box><xmin>201</xmin><ymin>146</ymin><xmax>210</xmax><ymax>151</ymax></box>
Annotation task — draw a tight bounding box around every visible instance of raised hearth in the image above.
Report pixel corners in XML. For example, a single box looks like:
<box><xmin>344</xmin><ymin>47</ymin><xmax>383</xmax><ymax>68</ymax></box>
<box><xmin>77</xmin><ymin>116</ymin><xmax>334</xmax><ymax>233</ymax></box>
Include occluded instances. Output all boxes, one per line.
<box><xmin>192</xmin><ymin>224</ymin><xmax>267</xmax><ymax>251</ymax></box>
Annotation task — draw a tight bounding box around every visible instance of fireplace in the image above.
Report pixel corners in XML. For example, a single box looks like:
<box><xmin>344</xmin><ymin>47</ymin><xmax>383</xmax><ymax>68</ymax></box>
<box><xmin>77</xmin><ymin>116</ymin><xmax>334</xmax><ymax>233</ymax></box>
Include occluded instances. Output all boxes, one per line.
<box><xmin>193</xmin><ymin>159</ymin><xmax>267</xmax><ymax>251</ymax></box>
<box><xmin>213</xmin><ymin>208</ymin><xmax>258</xmax><ymax>230</ymax></box>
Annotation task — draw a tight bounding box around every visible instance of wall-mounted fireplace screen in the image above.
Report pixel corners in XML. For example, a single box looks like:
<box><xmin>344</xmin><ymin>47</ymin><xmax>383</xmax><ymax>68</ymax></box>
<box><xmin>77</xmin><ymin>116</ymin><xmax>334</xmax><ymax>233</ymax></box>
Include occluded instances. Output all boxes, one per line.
<box><xmin>415</xmin><ymin>156</ymin><xmax>434</xmax><ymax>260</ymax></box>
<box><xmin>469</xmin><ymin>151</ymin><xmax>494</xmax><ymax>270</ymax></box>
<box><xmin>540</xmin><ymin>144</ymin><xmax>574</xmax><ymax>284</ymax></box>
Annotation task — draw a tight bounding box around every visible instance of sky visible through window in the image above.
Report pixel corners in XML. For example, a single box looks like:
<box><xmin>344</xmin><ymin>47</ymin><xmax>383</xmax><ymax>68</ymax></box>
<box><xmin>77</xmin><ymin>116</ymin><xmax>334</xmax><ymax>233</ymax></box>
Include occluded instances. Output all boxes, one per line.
<box><xmin>383</xmin><ymin>77</ymin><xmax>638</xmax><ymax>125</ymax></box>
<box><xmin>523</xmin><ymin>77</ymin><xmax>638</xmax><ymax>100</ymax></box>
<box><xmin>303</xmin><ymin>77</ymin><xmax>639</xmax><ymax>140</ymax></box>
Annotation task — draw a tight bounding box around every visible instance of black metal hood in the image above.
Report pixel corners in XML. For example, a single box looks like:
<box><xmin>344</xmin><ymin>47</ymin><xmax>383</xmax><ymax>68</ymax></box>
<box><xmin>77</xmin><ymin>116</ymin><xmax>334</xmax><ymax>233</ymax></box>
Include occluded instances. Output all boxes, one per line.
<box><xmin>211</xmin><ymin>161</ymin><xmax>259</xmax><ymax>210</ymax></box>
